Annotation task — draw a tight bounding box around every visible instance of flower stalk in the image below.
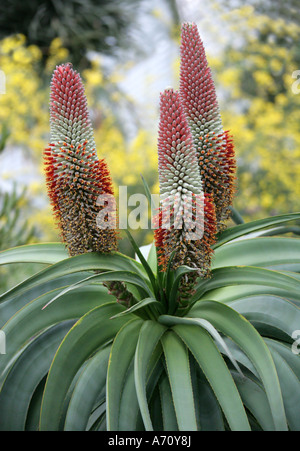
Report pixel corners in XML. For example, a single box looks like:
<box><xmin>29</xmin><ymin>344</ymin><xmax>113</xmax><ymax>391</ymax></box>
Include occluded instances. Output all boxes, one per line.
<box><xmin>154</xmin><ymin>88</ymin><xmax>216</xmax><ymax>279</ymax></box>
<box><xmin>44</xmin><ymin>63</ymin><xmax>134</xmax><ymax>306</ymax></box>
<box><xmin>179</xmin><ymin>22</ymin><xmax>236</xmax><ymax>231</ymax></box>
<box><xmin>44</xmin><ymin>63</ymin><xmax>118</xmax><ymax>256</ymax></box>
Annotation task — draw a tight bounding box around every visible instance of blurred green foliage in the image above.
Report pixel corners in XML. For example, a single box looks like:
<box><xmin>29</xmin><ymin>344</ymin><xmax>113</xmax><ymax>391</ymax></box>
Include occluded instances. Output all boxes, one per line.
<box><xmin>0</xmin><ymin>0</ymin><xmax>146</xmax><ymax>70</ymax></box>
<box><xmin>0</xmin><ymin>184</ymin><xmax>44</xmax><ymax>293</ymax></box>
<box><xmin>0</xmin><ymin>185</ymin><xmax>35</xmax><ymax>250</ymax></box>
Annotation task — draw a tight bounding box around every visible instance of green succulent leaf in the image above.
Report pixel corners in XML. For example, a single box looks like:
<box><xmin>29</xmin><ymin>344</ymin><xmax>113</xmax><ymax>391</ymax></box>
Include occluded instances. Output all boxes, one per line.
<box><xmin>64</xmin><ymin>345</ymin><xmax>111</xmax><ymax>431</ymax></box>
<box><xmin>213</xmin><ymin>237</ymin><xmax>300</xmax><ymax>270</ymax></box>
<box><xmin>193</xmin><ymin>266</ymin><xmax>300</xmax><ymax>303</ymax></box>
<box><xmin>189</xmin><ymin>360</ymin><xmax>224</xmax><ymax>431</ymax></box>
<box><xmin>110</xmin><ymin>297</ymin><xmax>163</xmax><ymax>319</ymax></box>
<box><xmin>161</xmin><ymin>331</ymin><xmax>198</xmax><ymax>431</ymax></box>
<box><xmin>200</xmin><ymin>283</ymin><xmax>300</xmax><ymax>306</ymax></box>
<box><xmin>173</xmin><ymin>323</ymin><xmax>251</xmax><ymax>431</ymax></box>
<box><xmin>134</xmin><ymin>320</ymin><xmax>167</xmax><ymax>431</ymax></box>
<box><xmin>268</xmin><ymin>348</ymin><xmax>300</xmax><ymax>431</ymax></box>
<box><xmin>42</xmin><ymin>270</ymin><xmax>153</xmax><ymax>310</ymax></box>
<box><xmin>39</xmin><ymin>302</ymin><xmax>131</xmax><ymax>431</ymax></box>
<box><xmin>158</xmin><ymin>315</ymin><xmax>243</xmax><ymax>377</ymax></box>
<box><xmin>0</xmin><ymin>272</ymin><xmax>90</xmax><ymax>328</ymax></box>
<box><xmin>0</xmin><ymin>251</ymin><xmax>147</xmax><ymax>304</ymax></box>
<box><xmin>189</xmin><ymin>301</ymin><xmax>288</xmax><ymax>431</ymax></box>
<box><xmin>125</xmin><ymin>229</ymin><xmax>157</xmax><ymax>293</ymax></box>
<box><xmin>0</xmin><ymin>243</ymin><xmax>68</xmax><ymax>265</ymax></box>
<box><xmin>146</xmin><ymin>243</ymin><xmax>158</xmax><ymax>274</ymax></box>
<box><xmin>265</xmin><ymin>339</ymin><xmax>300</xmax><ymax>380</ymax></box>
<box><xmin>0</xmin><ymin>285</ymin><xmax>113</xmax><ymax>383</ymax></box>
<box><xmin>106</xmin><ymin>319</ymin><xmax>143</xmax><ymax>431</ymax></box>
<box><xmin>231</xmin><ymin>371</ymin><xmax>275</xmax><ymax>431</ymax></box>
<box><xmin>118</xmin><ymin>361</ymin><xmax>141</xmax><ymax>431</ymax></box>
<box><xmin>159</xmin><ymin>374</ymin><xmax>178</xmax><ymax>431</ymax></box>
<box><xmin>228</xmin><ymin>294</ymin><xmax>300</xmax><ymax>339</ymax></box>
<box><xmin>215</xmin><ymin>212</ymin><xmax>300</xmax><ymax>248</ymax></box>
<box><xmin>0</xmin><ymin>322</ymin><xmax>73</xmax><ymax>431</ymax></box>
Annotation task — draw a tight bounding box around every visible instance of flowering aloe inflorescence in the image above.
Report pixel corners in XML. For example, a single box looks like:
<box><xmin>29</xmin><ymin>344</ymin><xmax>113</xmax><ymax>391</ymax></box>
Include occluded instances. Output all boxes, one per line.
<box><xmin>155</xmin><ymin>22</ymin><xmax>236</xmax><ymax>280</ymax></box>
<box><xmin>154</xmin><ymin>88</ymin><xmax>217</xmax><ymax>278</ymax></box>
<box><xmin>180</xmin><ymin>22</ymin><xmax>236</xmax><ymax>231</ymax></box>
<box><xmin>44</xmin><ymin>63</ymin><xmax>118</xmax><ymax>256</ymax></box>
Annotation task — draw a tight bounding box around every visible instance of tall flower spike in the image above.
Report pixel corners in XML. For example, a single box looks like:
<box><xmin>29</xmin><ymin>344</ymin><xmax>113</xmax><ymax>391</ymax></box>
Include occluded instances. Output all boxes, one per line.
<box><xmin>154</xmin><ymin>88</ymin><xmax>216</xmax><ymax>278</ymax></box>
<box><xmin>44</xmin><ymin>63</ymin><xmax>118</xmax><ymax>256</ymax></box>
<box><xmin>179</xmin><ymin>22</ymin><xmax>236</xmax><ymax>231</ymax></box>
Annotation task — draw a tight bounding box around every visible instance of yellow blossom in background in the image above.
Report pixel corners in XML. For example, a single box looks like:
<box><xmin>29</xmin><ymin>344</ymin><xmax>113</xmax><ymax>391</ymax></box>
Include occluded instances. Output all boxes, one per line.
<box><xmin>0</xmin><ymin>34</ymin><xmax>159</xmax><ymax>248</ymax></box>
<box><xmin>45</xmin><ymin>37</ymin><xmax>69</xmax><ymax>73</ymax></box>
<box><xmin>210</xmin><ymin>7</ymin><xmax>300</xmax><ymax>219</ymax></box>
<box><xmin>0</xmin><ymin>35</ymin><xmax>49</xmax><ymax>157</ymax></box>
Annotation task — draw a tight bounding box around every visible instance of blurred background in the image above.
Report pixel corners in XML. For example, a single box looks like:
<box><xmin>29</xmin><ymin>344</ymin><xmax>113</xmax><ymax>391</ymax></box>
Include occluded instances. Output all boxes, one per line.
<box><xmin>0</xmin><ymin>0</ymin><xmax>299</xmax><ymax>290</ymax></box>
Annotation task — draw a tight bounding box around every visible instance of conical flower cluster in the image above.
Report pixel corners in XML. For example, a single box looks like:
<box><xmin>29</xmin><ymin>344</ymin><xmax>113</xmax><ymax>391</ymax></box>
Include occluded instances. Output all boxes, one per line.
<box><xmin>44</xmin><ymin>63</ymin><xmax>117</xmax><ymax>256</ymax></box>
<box><xmin>154</xmin><ymin>88</ymin><xmax>216</xmax><ymax>277</ymax></box>
<box><xmin>154</xmin><ymin>22</ymin><xmax>236</xmax><ymax>276</ymax></box>
<box><xmin>179</xmin><ymin>22</ymin><xmax>236</xmax><ymax>230</ymax></box>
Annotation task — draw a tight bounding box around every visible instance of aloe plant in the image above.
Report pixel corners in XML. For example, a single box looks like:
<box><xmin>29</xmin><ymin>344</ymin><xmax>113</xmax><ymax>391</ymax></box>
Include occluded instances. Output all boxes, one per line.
<box><xmin>0</xmin><ymin>23</ymin><xmax>300</xmax><ymax>432</ymax></box>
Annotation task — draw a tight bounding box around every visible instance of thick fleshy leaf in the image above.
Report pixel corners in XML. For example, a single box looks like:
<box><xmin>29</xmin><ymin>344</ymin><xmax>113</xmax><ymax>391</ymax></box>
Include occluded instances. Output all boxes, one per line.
<box><xmin>0</xmin><ymin>322</ymin><xmax>73</xmax><ymax>431</ymax></box>
<box><xmin>212</xmin><ymin>237</ymin><xmax>300</xmax><ymax>269</ymax></box>
<box><xmin>0</xmin><ymin>252</ymin><xmax>147</xmax><ymax>304</ymax></box>
<box><xmin>228</xmin><ymin>295</ymin><xmax>300</xmax><ymax>338</ymax></box>
<box><xmin>199</xmin><ymin>284</ymin><xmax>300</xmax><ymax>306</ymax></box>
<box><xmin>118</xmin><ymin>361</ymin><xmax>142</xmax><ymax>431</ymax></box>
<box><xmin>0</xmin><ymin>285</ymin><xmax>113</xmax><ymax>383</ymax></box>
<box><xmin>0</xmin><ymin>272</ymin><xmax>89</xmax><ymax>328</ymax></box>
<box><xmin>39</xmin><ymin>303</ymin><xmax>131</xmax><ymax>430</ymax></box>
<box><xmin>192</xmin><ymin>266</ymin><xmax>300</xmax><ymax>303</ymax></box>
<box><xmin>25</xmin><ymin>376</ymin><xmax>47</xmax><ymax>431</ymax></box>
<box><xmin>134</xmin><ymin>321</ymin><xmax>167</xmax><ymax>431</ymax></box>
<box><xmin>231</xmin><ymin>371</ymin><xmax>275</xmax><ymax>431</ymax></box>
<box><xmin>265</xmin><ymin>339</ymin><xmax>300</xmax><ymax>380</ymax></box>
<box><xmin>150</xmin><ymin>386</ymin><xmax>163</xmax><ymax>430</ymax></box>
<box><xmin>125</xmin><ymin>229</ymin><xmax>157</xmax><ymax>294</ymax></box>
<box><xmin>190</xmin><ymin>360</ymin><xmax>224</xmax><ymax>431</ymax></box>
<box><xmin>64</xmin><ymin>345</ymin><xmax>111</xmax><ymax>431</ymax></box>
<box><xmin>159</xmin><ymin>374</ymin><xmax>178</xmax><ymax>431</ymax></box>
<box><xmin>268</xmin><ymin>348</ymin><xmax>300</xmax><ymax>431</ymax></box>
<box><xmin>119</xmin><ymin>345</ymin><xmax>164</xmax><ymax>432</ymax></box>
<box><xmin>158</xmin><ymin>315</ymin><xmax>243</xmax><ymax>377</ymax></box>
<box><xmin>213</xmin><ymin>336</ymin><xmax>258</xmax><ymax>378</ymax></box>
<box><xmin>173</xmin><ymin>324</ymin><xmax>250</xmax><ymax>431</ymax></box>
<box><xmin>110</xmin><ymin>297</ymin><xmax>162</xmax><ymax>319</ymax></box>
<box><xmin>161</xmin><ymin>331</ymin><xmax>198</xmax><ymax>431</ymax></box>
<box><xmin>261</xmin><ymin>225</ymin><xmax>300</xmax><ymax>237</ymax></box>
<box><xmin>0</xmin><ymin>243</ymin><xmax>68</xmax><ymax>265</ymax></box>
<box><xmin>147</xmin><ymin>243</ymin><xmax>158</xmax><ymax>275</ymax></box>
<box><xmin>42</xmin><ymin>270</ymin><xmax>153</xmax><ymax>310</ymax></box>
<box><xmin>106</xmin><ymin>319</ymin><xmax>143</xmax><ymax>431</ymax></box>
<box><xmin>87</xmin><ymin>402</ymin><xmax>106</xmax><ymax>431</ymax></box>
<box><xmin>215</xmin><ymin>212</ymin><xmax>300</xmax><ymax>249</ymax></box>
<box><xmin>189</xmin><ymin>301</ymin><xmax>288</xmax><ymax>431</ymax></box>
